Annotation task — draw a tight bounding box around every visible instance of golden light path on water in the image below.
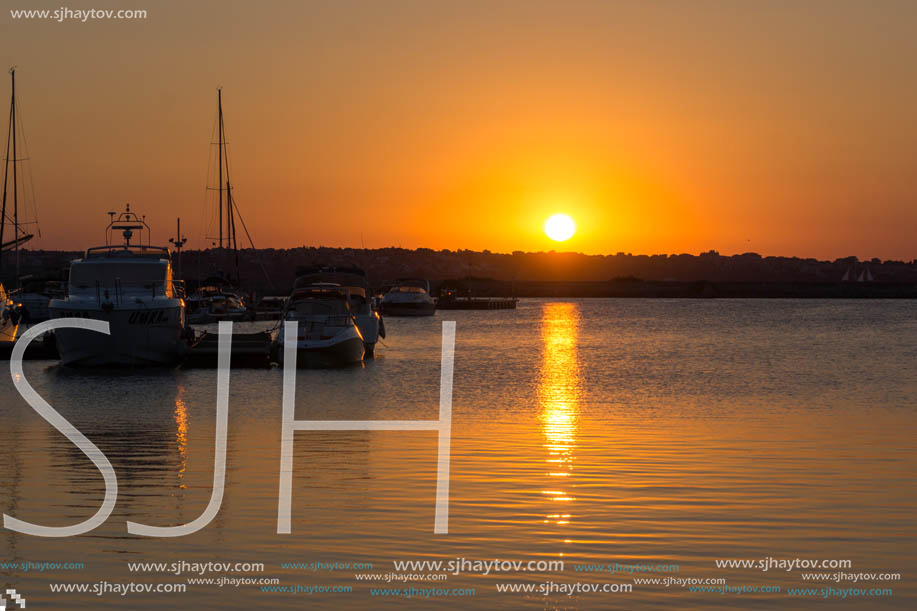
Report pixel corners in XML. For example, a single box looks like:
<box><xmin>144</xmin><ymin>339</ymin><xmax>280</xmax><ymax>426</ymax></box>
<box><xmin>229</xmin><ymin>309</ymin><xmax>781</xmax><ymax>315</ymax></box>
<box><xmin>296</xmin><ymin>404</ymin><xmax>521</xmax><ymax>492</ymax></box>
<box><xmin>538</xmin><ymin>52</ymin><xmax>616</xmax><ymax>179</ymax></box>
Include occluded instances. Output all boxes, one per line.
<box><xmin>1</xmin><ymin>301</ymin><xmax>917</xmax><ymax>609</ymax></box>
<box><xmin>537</xmin><ymin>302</ymin><xmax>581</xmax><ymax>538</ymax></box>
<box><xmin>173</xmin><ymin>385</ymin><xmax>189</xmax><ymax>489</ymax></box>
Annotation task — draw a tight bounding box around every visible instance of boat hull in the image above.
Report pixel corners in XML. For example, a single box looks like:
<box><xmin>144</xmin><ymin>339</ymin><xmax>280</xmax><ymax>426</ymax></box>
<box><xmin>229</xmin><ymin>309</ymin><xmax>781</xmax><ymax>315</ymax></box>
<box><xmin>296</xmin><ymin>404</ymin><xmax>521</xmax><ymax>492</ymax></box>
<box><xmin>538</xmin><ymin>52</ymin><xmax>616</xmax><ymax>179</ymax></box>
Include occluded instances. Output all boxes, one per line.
<box><xmin>49</xmin><ymin>303</ymin><xmax>188</xmax><ymax>367</ymax></box>
<box><xmin>277</xmin><ymin>336</ymin><xmax>365</xmax><ymax>368</ymax></box>
<box><xmin>353</xmin><ymin>311</ymin><xmax>382</xmax><ymax>356</ymax></box>
<box><xmin>187</xmin><ymin>310</ymin><xmax>251</xmax><ymax>325</ymax></box>
<box><xmin>0</xmin><ymin>322</ymin><xmax>18</xmax><ymax>346</ymax></box>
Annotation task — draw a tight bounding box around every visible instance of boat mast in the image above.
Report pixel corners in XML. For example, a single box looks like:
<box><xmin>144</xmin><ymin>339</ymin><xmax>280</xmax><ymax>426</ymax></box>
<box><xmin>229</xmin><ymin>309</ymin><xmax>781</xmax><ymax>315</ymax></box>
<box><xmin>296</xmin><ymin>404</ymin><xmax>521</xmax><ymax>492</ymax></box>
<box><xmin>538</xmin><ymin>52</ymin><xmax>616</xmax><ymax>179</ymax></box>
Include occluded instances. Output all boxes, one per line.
<box><xmin>11</xmin><ymin>69</ymin><xmax>18</xmax><ymax>286</ymax></box>
<box><xmin>218</xmin><ymin>91</ymin><xmax>239</xmax><ymax>285</ymax></box>
<box><xmin>0</xmin><ymin>68</ymin><xmax>17</xmax><ymax>282</ymax></box>
<box><xmin>208</xmin><ymin>88</ymin><xmax>250</xmax><ymax>287</ymax></box>
<box><xmin>217</xmin><ymin>88</ymin><xmax>223</xmax><ymax>258</ymax></box>
<box><xmin>0</xmin><ymin>70</ymin><xmax>11</xmax><ymax>272</ymax></box>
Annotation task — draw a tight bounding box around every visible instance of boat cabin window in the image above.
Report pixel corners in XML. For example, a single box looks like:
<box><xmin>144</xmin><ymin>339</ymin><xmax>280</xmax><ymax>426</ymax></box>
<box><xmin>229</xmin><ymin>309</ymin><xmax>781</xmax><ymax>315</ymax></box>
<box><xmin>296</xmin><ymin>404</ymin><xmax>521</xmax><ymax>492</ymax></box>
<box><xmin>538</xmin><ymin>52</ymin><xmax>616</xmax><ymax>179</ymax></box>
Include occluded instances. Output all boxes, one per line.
<box><xmin>390</xmin><ymin>286</ymin><xmax>427</xmax><ymax>294</ymax></box>
<box><xmin>288</xmin><ymin>294</ymin><xmax>351</xmax><ymax>318</ymax></box>
<box><xmin>70</xmin><ymin>261</ymin><xmax>171</xmax><ymax>295</ymax></box>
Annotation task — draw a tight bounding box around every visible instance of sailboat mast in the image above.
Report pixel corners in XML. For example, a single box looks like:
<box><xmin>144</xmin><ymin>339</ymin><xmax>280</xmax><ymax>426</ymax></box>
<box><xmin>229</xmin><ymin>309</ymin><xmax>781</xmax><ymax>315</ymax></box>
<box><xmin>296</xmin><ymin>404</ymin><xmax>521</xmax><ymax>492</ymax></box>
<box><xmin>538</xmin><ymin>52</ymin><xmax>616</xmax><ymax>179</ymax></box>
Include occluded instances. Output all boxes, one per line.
<box><xmin>229</xmin><ymin>180</ymin><xmax>239</xmax><ymax>284</ymax></box>
<box><xmin>223</xmin><ymin>123</ymin><xmax>233</xmax><ymax>258</ymax></box>
<box><xmin>0</xmin><ymin>70</ymin><xmax>12</xmax><ymax>270</ymax></box>
<box><xmin>217</xmin><ymin>88</ymin><xmax>223</xmax><ymax>255</ymax></box>
<box><xmin>219</xmin><ymin>91</ymin><xmax>238</xmax><ymax>284</ymax></box>
<box><xmin>11</xmin><ymin>69</ymin><xmax>18</xmax><ymax>285</ymax></box>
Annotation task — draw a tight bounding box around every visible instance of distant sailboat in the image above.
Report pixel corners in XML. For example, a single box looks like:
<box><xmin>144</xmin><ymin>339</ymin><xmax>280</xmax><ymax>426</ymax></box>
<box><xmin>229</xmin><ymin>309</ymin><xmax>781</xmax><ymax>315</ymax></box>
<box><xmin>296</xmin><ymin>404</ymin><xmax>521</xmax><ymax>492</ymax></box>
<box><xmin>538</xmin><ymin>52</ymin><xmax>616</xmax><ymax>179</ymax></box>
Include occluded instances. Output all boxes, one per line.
<box><xmin>841</xmin><ymin>263</ymin><xmax>874</xmax><ymax>283</ymax></box>
<box><xmin>1</xmin><ymin>68</ymin><xmax>43</xmax><ymax>345</ymax></box>
<box><xmin>1</xmin><ymin>68</ymin><xmax>40</xmax><ymax>278</ymax></box>
<box><xmin>187</xmin><ymin>88</ymin><xmax>257</xmax><ymax>324</ymax></box>
<box><xmin>842</xmin><ymin>265</ymin><xmax>875</xmax><ymax>282</ymax></box>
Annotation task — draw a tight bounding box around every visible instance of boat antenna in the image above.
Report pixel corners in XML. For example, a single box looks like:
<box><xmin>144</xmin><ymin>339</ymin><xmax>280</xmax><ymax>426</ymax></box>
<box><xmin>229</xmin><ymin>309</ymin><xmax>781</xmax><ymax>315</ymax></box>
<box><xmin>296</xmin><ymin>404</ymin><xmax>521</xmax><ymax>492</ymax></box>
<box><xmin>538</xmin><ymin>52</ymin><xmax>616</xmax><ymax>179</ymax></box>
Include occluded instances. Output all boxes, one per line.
<box><xmin>169</xmin><ymin>217</ymin><xmax>187</xmax><ymax>279</ymax></box>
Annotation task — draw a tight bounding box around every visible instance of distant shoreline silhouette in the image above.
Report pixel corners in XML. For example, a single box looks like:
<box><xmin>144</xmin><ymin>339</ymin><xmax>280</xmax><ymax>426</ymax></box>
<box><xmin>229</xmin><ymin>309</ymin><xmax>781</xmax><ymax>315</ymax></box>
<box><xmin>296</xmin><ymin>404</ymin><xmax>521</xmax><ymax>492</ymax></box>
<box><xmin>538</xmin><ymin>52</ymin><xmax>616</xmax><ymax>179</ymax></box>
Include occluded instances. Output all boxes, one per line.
<box><xmin>5</xmin><ymin>247</ymin><xmax>916</xmax><ymax>298</ymax></box>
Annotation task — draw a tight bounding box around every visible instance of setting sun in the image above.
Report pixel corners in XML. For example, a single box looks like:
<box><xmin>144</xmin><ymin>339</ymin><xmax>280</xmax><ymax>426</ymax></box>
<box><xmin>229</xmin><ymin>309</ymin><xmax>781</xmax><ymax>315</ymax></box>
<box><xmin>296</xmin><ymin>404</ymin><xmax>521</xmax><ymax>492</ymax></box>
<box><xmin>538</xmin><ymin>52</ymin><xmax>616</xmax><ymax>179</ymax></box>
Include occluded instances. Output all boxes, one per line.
<box><xmin>545</xmin><ymin>214</ymin><xmax>576</xmax><ymax>242</ymax></box>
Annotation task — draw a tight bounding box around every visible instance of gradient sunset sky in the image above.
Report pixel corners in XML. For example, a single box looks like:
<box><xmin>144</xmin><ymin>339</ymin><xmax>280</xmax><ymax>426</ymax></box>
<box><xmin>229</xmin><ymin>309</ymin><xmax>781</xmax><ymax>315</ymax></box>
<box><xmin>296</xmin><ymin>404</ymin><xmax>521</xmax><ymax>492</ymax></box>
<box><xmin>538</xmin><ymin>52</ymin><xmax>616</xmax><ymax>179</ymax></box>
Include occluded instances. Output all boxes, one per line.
<box><xmin>2</xmin><ymin>0</ymin><xmax>915</xmax><ymax>259</ymax></box>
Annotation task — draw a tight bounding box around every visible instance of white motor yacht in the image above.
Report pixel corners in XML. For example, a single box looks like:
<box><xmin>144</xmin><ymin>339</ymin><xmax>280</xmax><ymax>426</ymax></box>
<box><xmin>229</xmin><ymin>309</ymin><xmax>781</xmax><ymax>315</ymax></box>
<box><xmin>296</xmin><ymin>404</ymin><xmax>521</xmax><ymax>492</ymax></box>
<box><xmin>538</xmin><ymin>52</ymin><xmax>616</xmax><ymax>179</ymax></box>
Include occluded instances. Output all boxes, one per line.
<box><xmin>380</xmin><ymin>279</ymin><xmax>436</xmax><ymax>317</ymax></box>
<box><xmin>49</xmin><ymin>205</ymin><xmax>191</xmax><ymax>367</ymax></box>
<box><xmin>293</xmin><ymin>266</ymin><xmax>384</xmax><ymax>356</ymax></box>
<box><xmin>274</xmin><ymin>284</ymin><xmax>365</xmax><ymax>368</ymax></box>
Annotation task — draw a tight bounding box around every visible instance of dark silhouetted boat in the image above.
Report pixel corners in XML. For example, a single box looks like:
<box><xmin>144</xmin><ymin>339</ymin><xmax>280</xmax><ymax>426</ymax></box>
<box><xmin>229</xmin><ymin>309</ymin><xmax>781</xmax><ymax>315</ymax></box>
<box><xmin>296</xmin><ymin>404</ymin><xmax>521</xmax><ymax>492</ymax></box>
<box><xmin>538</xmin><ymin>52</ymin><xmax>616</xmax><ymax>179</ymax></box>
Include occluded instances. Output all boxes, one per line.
<box><xmin>380</xmin><ymin>278</ymin><xmax>436</xmax><ymax>317</ymax></box>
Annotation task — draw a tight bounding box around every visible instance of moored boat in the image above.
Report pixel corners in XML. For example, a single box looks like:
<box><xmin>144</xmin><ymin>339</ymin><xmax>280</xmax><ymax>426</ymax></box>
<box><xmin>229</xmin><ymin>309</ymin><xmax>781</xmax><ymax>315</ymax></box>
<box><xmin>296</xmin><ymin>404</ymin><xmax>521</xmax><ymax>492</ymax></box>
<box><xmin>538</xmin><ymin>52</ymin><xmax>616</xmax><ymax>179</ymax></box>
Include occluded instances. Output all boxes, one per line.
<box><xmin>273</xmin><ymin>284</ymin><xmax>365</xmax><ymax>368</ymax></box>
<box><xmin>0</xmin><ymin>283</ymin><xmax>20</xmax><ymax>347</ymax></box>
<box><xmin>186</xmin><ymin>277</ymin><xmax>250</xmax><ymax>324</ymax></box>
<box><xmin>49</xmin><ymin>205</ymin><xmax>192</xmax><ymax>367</ymax></box>
<box><xmin>380</xmin><ymin>279</ymin><xmax>436</xmax><ymax>317</ymax></box>
<box><xmin>1</xmin><ymin>68</ymin><xmax>43</xmax><ymax>339</ymax></box>
<box><xmin>293</xmin><ymin>266</ymin><xmax>384</xmax><ymax>356</ymax></box>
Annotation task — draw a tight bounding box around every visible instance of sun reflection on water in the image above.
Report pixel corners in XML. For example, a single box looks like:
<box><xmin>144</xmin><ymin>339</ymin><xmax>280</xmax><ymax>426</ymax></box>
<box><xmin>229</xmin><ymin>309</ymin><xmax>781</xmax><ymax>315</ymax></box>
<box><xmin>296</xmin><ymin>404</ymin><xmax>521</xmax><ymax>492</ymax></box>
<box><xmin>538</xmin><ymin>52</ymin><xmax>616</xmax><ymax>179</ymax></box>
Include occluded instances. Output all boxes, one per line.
<box><xmin>537</xmin><ymin>302</ymin><xmax>581</xmax><ymax>528</ymax></box>
<box><xmin>173</xmin><ymin>385</ymin><xmax>189</xmax><ymax>489</ymax></box>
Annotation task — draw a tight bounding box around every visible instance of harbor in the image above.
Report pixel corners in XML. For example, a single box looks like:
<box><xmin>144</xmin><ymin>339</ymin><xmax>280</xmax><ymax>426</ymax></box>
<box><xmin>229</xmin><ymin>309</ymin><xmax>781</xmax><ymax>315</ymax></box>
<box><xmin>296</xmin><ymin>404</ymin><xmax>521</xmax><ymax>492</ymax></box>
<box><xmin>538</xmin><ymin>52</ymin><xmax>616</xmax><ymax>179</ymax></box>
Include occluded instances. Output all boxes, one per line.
<box><xmin>0</xmin><ymin>82</ymin><xmax>460</xmax><ymax>370</ymax></box>
<box><xmin>3</xmin><ymin>2</ymin><xmax>917</xmax><ymax>609</ymax></box>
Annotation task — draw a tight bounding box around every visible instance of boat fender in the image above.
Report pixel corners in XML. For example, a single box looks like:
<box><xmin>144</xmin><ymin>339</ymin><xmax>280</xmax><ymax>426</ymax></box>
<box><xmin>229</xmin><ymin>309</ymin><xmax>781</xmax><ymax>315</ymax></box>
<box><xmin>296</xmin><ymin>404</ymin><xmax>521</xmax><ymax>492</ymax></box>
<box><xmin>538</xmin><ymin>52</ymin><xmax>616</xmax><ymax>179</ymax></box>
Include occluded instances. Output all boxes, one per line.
<box><xmin>378</xmin><ymin>315</ymin><xmax>386</xmax><ymax>339</ymax></box>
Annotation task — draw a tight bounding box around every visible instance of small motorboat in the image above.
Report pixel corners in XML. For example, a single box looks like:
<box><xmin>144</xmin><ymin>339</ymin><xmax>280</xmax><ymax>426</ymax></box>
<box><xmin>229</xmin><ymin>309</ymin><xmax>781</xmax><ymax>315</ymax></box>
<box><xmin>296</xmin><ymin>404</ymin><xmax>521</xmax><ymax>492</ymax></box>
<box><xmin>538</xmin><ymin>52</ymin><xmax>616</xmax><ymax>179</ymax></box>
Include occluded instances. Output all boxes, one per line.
<box><xmin>293</xmin><ymin>266</ymin><xmax>384</xmax><ymax>356</ymax></box>
<box><xmin>186</xmin><ymin>279</ymin><xmax>250</xmax><ymax>324</ymax></box>
<box><xmin>0</xmin><ymin>283</ymin><xmax>21</xmax><ymax>347</ymax></box>
<box><xmin>380</xmin><ymin>279</ymin><xmax>436</xmax><ymax>317</ymax></box>
<box><xmin>273</xmin><ymin>284</ymin><xmax>365</xmax><ymax>368</ymax></box>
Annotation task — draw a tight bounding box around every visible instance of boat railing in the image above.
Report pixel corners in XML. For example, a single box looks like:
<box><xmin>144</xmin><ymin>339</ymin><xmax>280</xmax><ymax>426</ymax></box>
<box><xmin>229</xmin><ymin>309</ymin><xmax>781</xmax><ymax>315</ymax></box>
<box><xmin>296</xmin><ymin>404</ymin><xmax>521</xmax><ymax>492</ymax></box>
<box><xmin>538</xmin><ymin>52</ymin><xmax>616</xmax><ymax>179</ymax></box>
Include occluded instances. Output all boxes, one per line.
<box><xmin>86</xmin><ymin>244</ymin><xmax>171</xmax><ymax>259</ymax></box>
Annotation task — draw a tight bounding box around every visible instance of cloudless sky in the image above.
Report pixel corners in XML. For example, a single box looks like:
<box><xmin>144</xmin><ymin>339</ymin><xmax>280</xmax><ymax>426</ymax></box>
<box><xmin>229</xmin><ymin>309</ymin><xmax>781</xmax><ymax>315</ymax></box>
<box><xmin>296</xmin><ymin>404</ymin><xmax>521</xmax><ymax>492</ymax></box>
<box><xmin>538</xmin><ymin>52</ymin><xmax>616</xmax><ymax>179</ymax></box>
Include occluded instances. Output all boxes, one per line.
<box><xmin>1</xmin><ymin>0</ymin><xmax>915</xmax><ymax>259</ymax></box>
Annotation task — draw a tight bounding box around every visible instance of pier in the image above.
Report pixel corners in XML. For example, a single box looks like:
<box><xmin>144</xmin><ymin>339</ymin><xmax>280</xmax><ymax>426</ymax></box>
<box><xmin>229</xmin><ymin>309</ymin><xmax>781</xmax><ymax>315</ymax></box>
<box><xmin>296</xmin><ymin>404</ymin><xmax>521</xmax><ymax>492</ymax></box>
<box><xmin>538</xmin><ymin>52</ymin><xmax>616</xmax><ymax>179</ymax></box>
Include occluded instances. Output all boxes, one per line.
<box><xmin>436</xmin><ymin>297</ymin><xmax>517</xmax><ymax>310</ymax></box>
<box><xmin>183</xmin><ymin>330</ymin><xmax>274</xmax><ymax>368</ymax></box>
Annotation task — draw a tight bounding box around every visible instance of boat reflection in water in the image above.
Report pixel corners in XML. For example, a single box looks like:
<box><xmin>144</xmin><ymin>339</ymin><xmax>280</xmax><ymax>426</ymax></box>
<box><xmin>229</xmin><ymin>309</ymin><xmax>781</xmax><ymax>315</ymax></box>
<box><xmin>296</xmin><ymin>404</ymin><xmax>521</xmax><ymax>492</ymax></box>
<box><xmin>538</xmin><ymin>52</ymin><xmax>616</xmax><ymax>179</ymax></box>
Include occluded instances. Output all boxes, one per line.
<box><xmin>537</xmin><ymin>302</ymin><xmax>581</xmax><ymax>533</ymax></box>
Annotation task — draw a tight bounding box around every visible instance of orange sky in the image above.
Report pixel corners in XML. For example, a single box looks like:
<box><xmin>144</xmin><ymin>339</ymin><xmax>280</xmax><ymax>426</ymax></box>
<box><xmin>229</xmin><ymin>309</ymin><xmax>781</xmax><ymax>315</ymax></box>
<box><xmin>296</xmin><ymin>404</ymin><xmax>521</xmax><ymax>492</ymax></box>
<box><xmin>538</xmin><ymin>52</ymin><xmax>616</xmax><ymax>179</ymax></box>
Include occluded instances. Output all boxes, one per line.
<box><xmin>2</xmin><ymin>0</ymin><xmax>915</xmax><ymax>259</ymax></box>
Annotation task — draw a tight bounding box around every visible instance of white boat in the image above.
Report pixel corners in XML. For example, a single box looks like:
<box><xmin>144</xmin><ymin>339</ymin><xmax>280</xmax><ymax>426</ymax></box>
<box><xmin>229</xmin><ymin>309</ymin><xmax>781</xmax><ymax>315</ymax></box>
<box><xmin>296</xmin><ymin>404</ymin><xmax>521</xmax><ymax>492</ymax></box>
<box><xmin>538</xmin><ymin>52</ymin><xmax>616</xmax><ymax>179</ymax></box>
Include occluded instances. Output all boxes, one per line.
<box><xmin>273</xmin><ymin>284</ymin><xmax>365</xmax><ymax>368</ymax></box>
<box><xmin>0</xmin><ymin>283</ymin><xmax>20</xmax><ymax>347</ymax></box>
<box><xmin>380</xmin><ymin>279</ymin><xmax>437</xmax><ymax>317</ymax></box>
<box><xmin>186</xmin><ymin>278</ymin><xmax>250</xmax><ymax>324</ymax></box>
<box><xmin>293</xmin><ymin>266</ymin><xmax>385</xmax><ymax>356</ymax></box>
<box><xmin>7</xmin><ymin>279</ymin><xmax>64</xmax><ymax>323</ymax></box>
<box><xmin>49</xmin><ymin>205</ymin><xmax>191</xmax><ymax>367</ymax></box>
